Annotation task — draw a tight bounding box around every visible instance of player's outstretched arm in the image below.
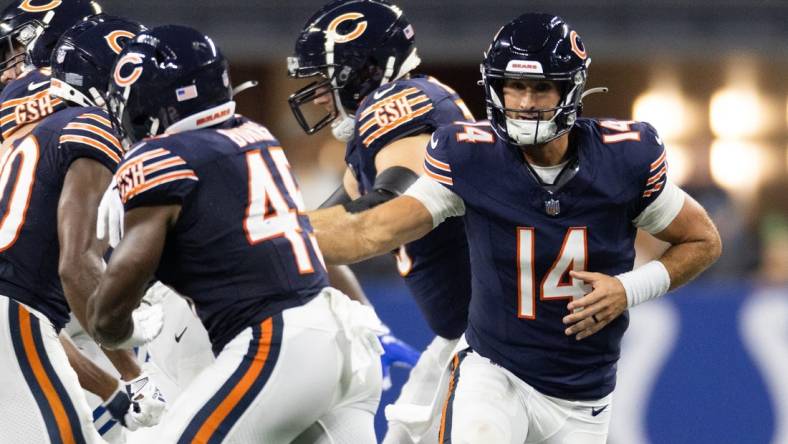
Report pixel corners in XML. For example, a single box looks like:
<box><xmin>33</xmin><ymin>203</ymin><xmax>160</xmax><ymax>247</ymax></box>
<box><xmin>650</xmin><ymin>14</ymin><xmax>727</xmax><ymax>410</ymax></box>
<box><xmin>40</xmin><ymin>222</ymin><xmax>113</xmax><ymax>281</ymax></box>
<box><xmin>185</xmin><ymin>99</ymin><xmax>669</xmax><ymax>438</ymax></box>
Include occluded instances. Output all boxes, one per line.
<box><xmin>88</xmin><ymin>204</ymin><xmax>179</xmax><ymax>349</ymax></box>
<box><xmin>308</xmin><ymin>195</ymin><xmax>434</xmax><ymax>265</ymax></box>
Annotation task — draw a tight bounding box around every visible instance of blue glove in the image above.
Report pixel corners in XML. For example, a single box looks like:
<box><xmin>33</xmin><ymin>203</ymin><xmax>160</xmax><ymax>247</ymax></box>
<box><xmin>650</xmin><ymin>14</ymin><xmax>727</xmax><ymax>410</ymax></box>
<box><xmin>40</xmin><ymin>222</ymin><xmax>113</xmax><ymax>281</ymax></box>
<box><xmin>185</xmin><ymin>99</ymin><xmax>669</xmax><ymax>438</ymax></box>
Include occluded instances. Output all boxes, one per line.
<box><xmin>379</xmin><ymin>334</ymin><xmax>421</xmax><ymax>391</ymax></box>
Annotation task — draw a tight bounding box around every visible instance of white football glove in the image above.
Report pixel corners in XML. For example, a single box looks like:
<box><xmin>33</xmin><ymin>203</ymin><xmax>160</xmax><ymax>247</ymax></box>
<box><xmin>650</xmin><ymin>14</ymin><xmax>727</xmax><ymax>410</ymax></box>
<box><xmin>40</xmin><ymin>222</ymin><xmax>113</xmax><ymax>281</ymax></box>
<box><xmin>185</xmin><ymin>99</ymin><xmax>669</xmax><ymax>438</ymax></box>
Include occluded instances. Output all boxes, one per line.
<box><xmin>110</xmin><ymin>301</ymin><xmax>165</xmax><ymax>349</ymax></box>
<box><xmin>123</xmin><ymin>373</ymin><xmax>167</xmax><ymax>430</ymax></box>
<box><xmin>96</xmin><ymin>178</ymin><xmax>124</xmax><ymax>248</ymax></box>
<box><xmin>102</xmin><ymin>374</ymin><xmax>167</xmax><ymax>431</ymax></box>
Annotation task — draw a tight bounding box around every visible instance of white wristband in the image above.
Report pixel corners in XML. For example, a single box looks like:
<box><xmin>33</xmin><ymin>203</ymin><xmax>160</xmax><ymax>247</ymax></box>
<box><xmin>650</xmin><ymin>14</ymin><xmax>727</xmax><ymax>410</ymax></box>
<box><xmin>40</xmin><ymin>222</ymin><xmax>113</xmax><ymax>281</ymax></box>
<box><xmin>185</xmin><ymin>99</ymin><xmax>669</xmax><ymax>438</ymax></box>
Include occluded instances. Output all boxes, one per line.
<box><xmin>615</xmin><ymin>260</ymin><xmax>671</xmax><ymax>308</ymax></box>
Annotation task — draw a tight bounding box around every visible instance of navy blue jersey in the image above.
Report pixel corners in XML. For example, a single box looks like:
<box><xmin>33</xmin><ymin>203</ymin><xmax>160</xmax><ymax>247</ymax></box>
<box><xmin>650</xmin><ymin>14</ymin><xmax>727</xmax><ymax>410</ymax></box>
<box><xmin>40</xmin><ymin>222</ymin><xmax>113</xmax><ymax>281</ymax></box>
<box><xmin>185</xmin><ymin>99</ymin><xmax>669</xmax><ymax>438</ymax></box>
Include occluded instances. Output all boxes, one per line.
<box><xmin>424</xmin><ymin>118</ymin><xmax>670</xmax><ymax>399</ymax></box>
<box><xmin>116</xmin><ymin>116</ymin><xmax>329</xmax><ymax>353</ymax></box>
<box><xmin>0</xmin><ymin>82</ymin><xmax>122</xmax><ymax>329</ymax></box>
<box><xmin>0</xmin><ymin>69</ymin><xmax>67</xmax><ymax>141</ymax></box>
<box><xmin>347</xmin><ymin>75</ymin><xmax>474</xmax><ymax>339</ymax></box>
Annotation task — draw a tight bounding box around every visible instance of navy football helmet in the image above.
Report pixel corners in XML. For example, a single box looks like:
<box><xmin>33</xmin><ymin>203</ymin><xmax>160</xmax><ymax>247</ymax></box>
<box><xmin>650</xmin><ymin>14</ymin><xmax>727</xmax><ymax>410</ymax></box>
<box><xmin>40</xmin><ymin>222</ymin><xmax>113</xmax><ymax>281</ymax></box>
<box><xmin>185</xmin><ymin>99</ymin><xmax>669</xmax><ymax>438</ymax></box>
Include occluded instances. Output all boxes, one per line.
<box><xmin>50</xmin><ymin>14</ymin><xmax>145</xmax><ymax>108</ymax></box>
<box><xmin>0</xmin><ymin>0</ymin><xmax>101</xmax><ymax>73</ymax></box>
<box><xmin>287</xmin><ymin>0</ymin><xmax>420</xmax><ymax>140</ymax></box>
<box><xmin>106</xmin><ymin>25</ymin><xmax>234</xmax><ymax>146</ymax></box>
<box><xmin>482</xmin><ymin>13</ymin><xmax>590</xmax><ymax>146</ymax></box>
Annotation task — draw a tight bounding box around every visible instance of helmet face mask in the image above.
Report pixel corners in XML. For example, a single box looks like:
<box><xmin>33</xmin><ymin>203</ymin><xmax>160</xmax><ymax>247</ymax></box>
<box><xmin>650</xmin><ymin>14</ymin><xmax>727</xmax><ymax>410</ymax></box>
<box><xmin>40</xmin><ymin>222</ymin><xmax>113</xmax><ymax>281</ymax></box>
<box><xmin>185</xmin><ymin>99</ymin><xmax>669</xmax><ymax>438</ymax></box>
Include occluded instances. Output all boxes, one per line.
<box><xmin>481</xmin><ymin>13</ymin><xmax>590</xmax><ymax>146</ymax></box>
<box><xmin>287</xmin><ymin>0</ymin><xmax>420</xmax><ymax>138</ymax></box>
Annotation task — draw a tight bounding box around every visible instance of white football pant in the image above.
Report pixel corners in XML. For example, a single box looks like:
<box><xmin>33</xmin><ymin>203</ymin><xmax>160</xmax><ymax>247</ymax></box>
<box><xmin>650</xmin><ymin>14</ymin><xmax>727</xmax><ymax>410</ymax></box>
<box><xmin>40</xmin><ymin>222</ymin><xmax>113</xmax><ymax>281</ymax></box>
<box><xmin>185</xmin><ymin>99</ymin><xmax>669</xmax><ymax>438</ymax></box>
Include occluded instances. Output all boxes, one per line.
<box><xmin>159</xmin><ymin>287</ymin><xmax>384</xmax><ymax>443</ymax></box>
<box><xmin>0</xmin><ymin>295</ymin><xmax>104</xmax><ymax>444</ymax></box>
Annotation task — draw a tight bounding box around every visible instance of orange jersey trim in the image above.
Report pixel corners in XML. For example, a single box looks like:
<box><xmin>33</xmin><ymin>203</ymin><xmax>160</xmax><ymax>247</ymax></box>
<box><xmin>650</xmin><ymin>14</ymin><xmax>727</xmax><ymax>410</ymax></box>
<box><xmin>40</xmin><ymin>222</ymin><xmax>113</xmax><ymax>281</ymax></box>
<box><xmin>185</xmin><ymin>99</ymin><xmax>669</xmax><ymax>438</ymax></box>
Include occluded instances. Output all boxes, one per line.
<box><xmin>59</xmin><ymin>135</ymin><xmax>121</xmax><ymax>164</ymax></box>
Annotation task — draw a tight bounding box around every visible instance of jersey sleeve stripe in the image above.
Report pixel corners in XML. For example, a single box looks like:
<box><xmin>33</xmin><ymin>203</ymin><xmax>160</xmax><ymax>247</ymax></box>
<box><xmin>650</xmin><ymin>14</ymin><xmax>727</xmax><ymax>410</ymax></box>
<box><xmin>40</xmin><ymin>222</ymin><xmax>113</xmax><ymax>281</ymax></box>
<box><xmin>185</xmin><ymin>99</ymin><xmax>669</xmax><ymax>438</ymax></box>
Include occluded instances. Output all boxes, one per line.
<box><xmin>362</xmin><ymin>104</ymin><xmax>433</xmax><ymax>147</ymax></box>
<box><xmin>116</xmin><ymin>148</ymin><xmax>170</xmax><ymax>177</ymax></box>
<box><xmin>78</xmin><ymin>113</ymin><xmax>113</xmax><ymax>127</ymax></box>
<box><xmin>59</xmin><ymin>135</ymin><xmax>121</xmax><ymax>164</ymax></box>
<box><xmin>408</xmin><ymin>95</ymin><xmax>430</xmax><ymax>107</ymax></box>
<box><xmin>358</xmin><ymin>88</ymin><xmax>420</xmax><ymax>119</ymax></box>
<box><xmin>646</xmin><ymin>165</ymin><xmax>667</xmax><ymax>185</ymax></box>
<box><xmin>650</xmin><ymin>150</ymin><xmax>667</xmax><ymax>171</ymax></box>
<box><xmin>425</xmin><ymin>151</ymin><xmax>451</xmax><ymax>172</ymax></box>
<box><xmin>63</xmin><ymin>123</ymin><xmax>122</xmax><ymax>151</ymax></box>
<box><xmin>0</xmin><ymin>113</ymin><xmax>15</xmax><ymax>126</ymax></box>
<box><xmin>358</xmin><ymin>118</ymin><xmax>377</xmax><ymax>134</ymax></box>
<box><xmin>642</xmin><ymin>181</ymin><xmax>664</xmax><ymax>198</ymax></box>
<box><xmin>0</xmin><ymin>89</ymin><xmax>49</xmax><ymax>109</ymax></box>
<box><xmin>121</xmin><ymin>170</ymin><xmax>198</xmax><ymax>202</ymax></box>
<box><xmin>424</xmin><ymin>166</ymin><xmax>454</xmax><ymax>186</ymax></box>
<box><xmin>142</xmin><ymin>157</ymin><xmax>187</xmax><ymax>175</ymax></box>
<box><xmin>358</xmin><ymin>94</ymin><xmax>431</xmax><ymax>135</ymax></box>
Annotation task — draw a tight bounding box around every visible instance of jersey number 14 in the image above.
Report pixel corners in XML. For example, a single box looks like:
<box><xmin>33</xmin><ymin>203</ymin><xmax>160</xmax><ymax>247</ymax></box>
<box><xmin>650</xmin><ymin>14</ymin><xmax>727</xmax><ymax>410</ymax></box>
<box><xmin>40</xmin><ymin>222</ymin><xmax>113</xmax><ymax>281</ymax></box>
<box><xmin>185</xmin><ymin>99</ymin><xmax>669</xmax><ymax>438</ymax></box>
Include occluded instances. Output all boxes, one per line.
<box><xmin>517</xmin><ymin>227</ymin><xmax>590</xmax><ymax>319</ymax></box>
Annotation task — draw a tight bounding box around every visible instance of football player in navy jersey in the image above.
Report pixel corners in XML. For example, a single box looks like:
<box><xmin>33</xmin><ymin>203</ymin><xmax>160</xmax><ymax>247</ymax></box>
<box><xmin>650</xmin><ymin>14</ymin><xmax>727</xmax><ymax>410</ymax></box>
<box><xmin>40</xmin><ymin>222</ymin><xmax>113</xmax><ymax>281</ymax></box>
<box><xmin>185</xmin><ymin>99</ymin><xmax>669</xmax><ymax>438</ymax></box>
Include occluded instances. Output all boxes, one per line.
<box><xmin>88</xmin><ymin>25</ymin><xmax>385</xmax><ymax>443</ymax></box>
<box><xmin>308</xmin><ymin>13</ymin><xmax>722</xmax><ymax>444</ymax></box>
<box><xmin>49</xmin><ymin>14</ymin><xmax>177</xmax><ymax>442</ymax></box>
<box><xmin>289</xmin><ymin>2</ymin><xmax>473</xmax><ymax>441</ymax></box>
<box><xmin>0</xmin><ymin>1</ymin><xmax>165</xmax><ymax>442</ymax></box>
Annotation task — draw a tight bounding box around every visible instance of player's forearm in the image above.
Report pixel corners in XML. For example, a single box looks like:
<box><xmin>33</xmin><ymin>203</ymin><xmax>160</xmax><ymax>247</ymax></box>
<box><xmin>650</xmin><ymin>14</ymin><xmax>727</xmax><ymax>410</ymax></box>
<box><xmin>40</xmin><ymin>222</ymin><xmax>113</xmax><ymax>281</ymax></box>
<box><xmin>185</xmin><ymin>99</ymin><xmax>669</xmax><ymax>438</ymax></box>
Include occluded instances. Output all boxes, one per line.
<box><xmin>654</xmin><ymin>197</ymin><xmax>722</xmax><ymax>290</ymax></box>
<box><xmin>87</xmin><ymin>258</ymin><xmax>150</xmax><ymax>348</ymax></box>
<box><xmin>310</xmin><ymin>206</ymin><xmax>374</xmax><ymax>264</ymax></box>
<box><xmin>60</xmin><ymin>332</ymin><xmax>119</xmax><ymax>400</ymax></box>
<box><xmin>311</xmin><ymin>197</ymin><xmax>432</xmax><ymax>265</ymax></box>
<box><xmin>658</xmin><ymin>235</ymin><xmax>721</xmax><ymax>290</ymax></box>
<box><xmin>59</xmin><ymin>253</ymin><xmax>104</xmax><ymax>338</ymax></box>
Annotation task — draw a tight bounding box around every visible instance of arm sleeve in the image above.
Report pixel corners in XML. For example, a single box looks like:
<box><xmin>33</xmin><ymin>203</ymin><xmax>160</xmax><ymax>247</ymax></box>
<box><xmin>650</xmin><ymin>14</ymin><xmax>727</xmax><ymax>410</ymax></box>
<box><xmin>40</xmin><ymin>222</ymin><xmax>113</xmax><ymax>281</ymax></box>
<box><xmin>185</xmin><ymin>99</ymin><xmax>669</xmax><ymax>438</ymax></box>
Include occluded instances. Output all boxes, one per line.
<box><xmin>633</xmin><ymin>180</ymin><xmax>686</xmax><ymax>234</ymax></box>
<box><xmin>115</xmin><ymin>144</ymin><xmax>199</xmax><ymax>211</ymax></box>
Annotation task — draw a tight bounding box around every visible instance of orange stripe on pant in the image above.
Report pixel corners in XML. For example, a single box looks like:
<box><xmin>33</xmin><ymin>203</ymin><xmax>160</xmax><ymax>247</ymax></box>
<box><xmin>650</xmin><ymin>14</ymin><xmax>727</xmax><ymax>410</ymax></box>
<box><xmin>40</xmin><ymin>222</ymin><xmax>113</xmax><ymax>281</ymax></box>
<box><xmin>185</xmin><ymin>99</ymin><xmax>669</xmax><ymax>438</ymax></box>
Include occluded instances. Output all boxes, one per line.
<box><xmin>193</xmin><ymin>317</ymin><xmax>274</xmax><ymax>443</ymax></box>
<box><xmin>438</xmin><ymin>353</ymin><xmax>461</xmax><ymax>444</ymax></box>
<box><xmin>19</xmin><ymin>306</ymin><xmax>77</xmax><ymax>444</ymax></box>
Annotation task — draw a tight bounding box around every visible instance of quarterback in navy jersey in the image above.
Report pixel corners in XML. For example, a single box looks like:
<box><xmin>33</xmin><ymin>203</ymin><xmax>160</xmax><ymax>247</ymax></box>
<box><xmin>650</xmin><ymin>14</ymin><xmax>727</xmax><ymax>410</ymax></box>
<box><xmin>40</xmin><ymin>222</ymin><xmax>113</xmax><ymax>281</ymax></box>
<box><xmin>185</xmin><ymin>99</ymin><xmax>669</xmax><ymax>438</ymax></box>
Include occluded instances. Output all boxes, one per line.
<box><xmin>89</xmin><ymin>25</ymin><xmax>384</xmax><ymax>443</ymax></box>
<box><xmin>290</xmin><ymin>2</ymin><xmax>473</xmax><ymax>441</ymax></box>
<box><xmin>309</xmin><ymin>13</ymin><xmax>721</xmax><ymax>444</ymax></box>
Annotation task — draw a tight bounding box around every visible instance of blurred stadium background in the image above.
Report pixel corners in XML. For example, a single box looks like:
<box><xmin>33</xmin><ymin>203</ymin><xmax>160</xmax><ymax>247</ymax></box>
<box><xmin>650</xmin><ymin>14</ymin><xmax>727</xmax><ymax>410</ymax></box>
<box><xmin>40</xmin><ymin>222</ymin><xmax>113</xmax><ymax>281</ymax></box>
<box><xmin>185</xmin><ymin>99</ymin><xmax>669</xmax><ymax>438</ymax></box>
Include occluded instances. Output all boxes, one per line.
<box><xmin>105</xmin><ymin>1</ymin><xmax>787</xmax><ymax>442</ymax></box>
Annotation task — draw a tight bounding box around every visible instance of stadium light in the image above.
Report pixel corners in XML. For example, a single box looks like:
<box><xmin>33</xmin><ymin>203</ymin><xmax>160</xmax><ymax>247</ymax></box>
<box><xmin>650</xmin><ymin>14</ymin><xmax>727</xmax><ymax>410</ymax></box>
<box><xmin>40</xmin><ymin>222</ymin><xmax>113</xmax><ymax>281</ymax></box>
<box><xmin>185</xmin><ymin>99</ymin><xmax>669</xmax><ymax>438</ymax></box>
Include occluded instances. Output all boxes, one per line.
<box><xmin>709</xmin><ymin>140</ymin><xmax>766</xmax><ymax>191</ymax></box>
<box><xmin>710</xmin><ymin>88</ymin><xmax>764</xmax><ymax>138</ymax></box>
<box><xmin>632</xmin><ymin>90</ymin><xmax>690</xmax><ymax>141</ymax></box>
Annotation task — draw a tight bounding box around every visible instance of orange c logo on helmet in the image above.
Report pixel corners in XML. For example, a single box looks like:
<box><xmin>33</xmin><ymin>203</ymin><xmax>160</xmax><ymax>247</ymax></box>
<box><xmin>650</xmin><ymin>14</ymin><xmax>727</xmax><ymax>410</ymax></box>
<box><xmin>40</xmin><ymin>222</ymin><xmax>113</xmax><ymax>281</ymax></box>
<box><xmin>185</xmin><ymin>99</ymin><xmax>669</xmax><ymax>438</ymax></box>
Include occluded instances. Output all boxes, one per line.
<box><xmin>326</xmin><ymin>12</ymin><xmax>367</xmax><ymax>44</ymax></box>
<box><xmin>569</xmin><ymin>31</ymin><xmax>587</xmax><ymax>60</ymax></box>
<box><xmin>114</xmin><ymin>53</ymin><xmax>144</xmax><ymax>87</ymax></box>
<box><xmin>104</xmin><ymin>30</ymin><xmax>135</xmax><ymax>55</ymax></box>
<box><xmin>18</xmin><ymin>0</ymin><xmax>62</xmax><ymax>12</ymax></box>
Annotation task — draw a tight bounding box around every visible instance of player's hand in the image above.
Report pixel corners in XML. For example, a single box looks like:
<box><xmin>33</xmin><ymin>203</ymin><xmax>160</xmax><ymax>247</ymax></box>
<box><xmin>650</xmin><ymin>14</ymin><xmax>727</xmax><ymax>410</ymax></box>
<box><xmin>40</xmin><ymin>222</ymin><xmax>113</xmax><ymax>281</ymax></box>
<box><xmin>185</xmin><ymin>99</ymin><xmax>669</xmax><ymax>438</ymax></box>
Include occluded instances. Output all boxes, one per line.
<box><xmin>562</xmin><ymin>271</ymin><xmax>628</xmax><ymax>340</ymax></box>
<box><xmin>379</xmin><ymin>334</ymin><xmax>421</xmax><ymax>391</ymax></box>
<box><xmin>96</xmin><ymin>178</ymin><xmax>124</xmax><ymax>247</ymax></box>
<box><xmin>101</xmin><ymin>374</ymin><xmax>166</xmax><ymax>430</ymax></box>
<box><xmin>112</xmin><ymin>302</ymin><xmax>165</xmax><ymax>349</ymax></box>
<box><xmin>123</xmin><ymin>373</ymin><xmax>167</xmax><ymax>430</ymax></box>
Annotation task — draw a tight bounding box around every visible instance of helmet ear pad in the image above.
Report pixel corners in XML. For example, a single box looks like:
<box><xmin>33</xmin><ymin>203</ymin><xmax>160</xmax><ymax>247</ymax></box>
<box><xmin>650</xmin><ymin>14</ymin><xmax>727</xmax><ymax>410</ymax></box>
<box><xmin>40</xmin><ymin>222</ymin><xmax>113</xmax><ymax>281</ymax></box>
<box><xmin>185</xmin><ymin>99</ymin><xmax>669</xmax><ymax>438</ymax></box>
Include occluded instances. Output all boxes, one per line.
<box><xmin>481</xmin><ymin>13</ymin><xmax>589</xmax><ymax>146</ymax></box>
